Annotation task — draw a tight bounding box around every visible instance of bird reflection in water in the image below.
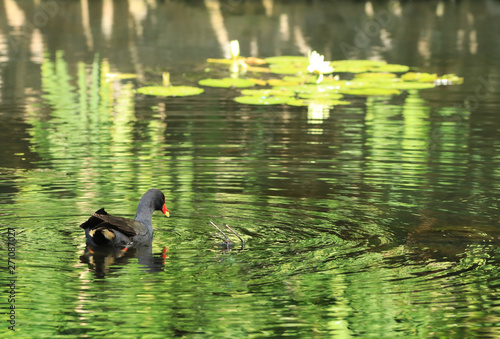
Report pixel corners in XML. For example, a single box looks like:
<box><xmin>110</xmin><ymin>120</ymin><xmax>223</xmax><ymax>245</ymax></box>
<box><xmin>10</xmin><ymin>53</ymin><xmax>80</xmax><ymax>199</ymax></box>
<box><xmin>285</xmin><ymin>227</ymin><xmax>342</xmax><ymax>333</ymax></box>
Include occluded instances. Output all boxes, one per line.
<box><xmin>80</xmin><ymin>244</ymin><xmax>169</xmax><ymax>278</ymax></box>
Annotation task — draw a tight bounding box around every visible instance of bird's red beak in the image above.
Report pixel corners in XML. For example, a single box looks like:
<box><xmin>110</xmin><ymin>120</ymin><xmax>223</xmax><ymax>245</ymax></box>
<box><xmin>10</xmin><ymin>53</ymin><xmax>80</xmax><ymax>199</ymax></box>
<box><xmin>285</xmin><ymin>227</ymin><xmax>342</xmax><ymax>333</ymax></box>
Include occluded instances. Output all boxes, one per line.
<box><xmin>162</xmin><ymin>204</ymin><xmax>170</xmax><ymax>217</ymax></box>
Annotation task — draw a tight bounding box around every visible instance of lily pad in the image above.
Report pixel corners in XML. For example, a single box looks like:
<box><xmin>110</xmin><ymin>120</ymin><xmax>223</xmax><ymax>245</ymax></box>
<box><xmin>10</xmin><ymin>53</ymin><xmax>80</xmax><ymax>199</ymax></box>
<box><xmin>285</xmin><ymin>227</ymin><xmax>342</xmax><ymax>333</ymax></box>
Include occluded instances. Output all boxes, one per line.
<box><xmin>331</xmin><ymin>60</ymin><xmax>387</xmax><ymax>73</ymax></box>
<box><xmin>244</xmin><ymin>57</ymin><xmax>267</xmax><ymax>65</ymax></box>
<box><xmin>273</xmin><ymin>84</ymin><xmax>340</xmax><ymax>94</ymax></box>
<box><xmin>198</xmin><ymin>78</ymin><xmax>256</xmax><ymax>88</ymax></box>
<box><xmin>401</xmin><ymin>72</ymin><xmax>438</xmax><ymax>82</ymax></box>
<box><xmin>388</xmin><ymin>82</ymin><xmax>435</xmax><ymax>90</ymax></box>
<box><xmin>347</xmin><ymin>78</ymin><xmax>398</xmax><ymax>87</ymax></box>
<box><xmin>435</xmin><ymin>74</ymin><xmax>464</xmax><ymax>85</ymax></box>
<box><xmin>235</xmin><ymin>96</ymin><xmax>290</xmax><ymax>105</ymax></box>
<box><xmin>298</xmin><ymin>92</ymin><xmax>345</xmax><ymax>100</ymax></box>
<box><xmin>264</xmin><ymin>56</ymin><xmax>310</xmax><ymax>75</ymax></box>
<box><xmin>267</xmin><ymin>78</ymin><xmax>302</xmax><ymax>87</ymax></box>
<box><xmin>207</xmin><ymin>57</ymin><xmax>267</xmax><ymax>66</ymax></box>
<box><xmin>354</xmin><ymin>73</ymin><xmax>397</xmax><ymax>79</ymax></box>
<box><xmin>248</xmin><ymin>78</ymin><xmax>267</xmax><ymax>86</ymax></box>
<box><xmin>329</xmin><ymin>60</ymin><xmax>410</xmax><ymax>73</ymax></box>
<box><xmin>207</xmin><ymin>58</ymin><xmax>234</xmax><ymax>64</ymax></box>
<box><xmin>376</xmin><ymin>64</ymin><xmax>410</xmax><ymax>73</ymax></box>
<box><xmin>269</xmin><ymin>63</ymin><xmax>308</xmax><ymax>75</ymax></box>
<box><xmin>287</xmin><ymin>98</ymin><xmax>351</xmax><ymax>107</ymax></box>
<box><xmin>136</xmin><ymin>85</ymin><xmax>204</xmax><ymax>97</ymax></box>
<box><xmin>265</xmin><ymin>56</ymin><xmax>309</xmax><ymax>64</ymax></box>
<box><xmin>281</xmin><ymin>75</ymin><xmax>330</xmax><ymax>84</ymax></box>
<box><xmin>241</xmin><ymin>89</ymin><xmax>295</xmax><ymax>97</ymax></box>
<box><xmin>246</xmin><ymin>66</ymin><xmax>271</xmax><ymax>73</ymax></box>
<box><xmin>341</xmin><ymin>88</ymin><xmax>401</xmax><ymax>96</ymax></box>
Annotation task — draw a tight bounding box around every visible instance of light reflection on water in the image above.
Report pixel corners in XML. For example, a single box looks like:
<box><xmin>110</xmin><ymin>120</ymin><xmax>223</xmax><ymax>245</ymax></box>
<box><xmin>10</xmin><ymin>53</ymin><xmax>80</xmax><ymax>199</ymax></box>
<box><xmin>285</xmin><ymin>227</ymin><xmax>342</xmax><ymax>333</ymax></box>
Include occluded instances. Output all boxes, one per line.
<box><xmin>2</xmin><ymin>0</ymin><xmax>500</xmax><ymax>337</ymax></box>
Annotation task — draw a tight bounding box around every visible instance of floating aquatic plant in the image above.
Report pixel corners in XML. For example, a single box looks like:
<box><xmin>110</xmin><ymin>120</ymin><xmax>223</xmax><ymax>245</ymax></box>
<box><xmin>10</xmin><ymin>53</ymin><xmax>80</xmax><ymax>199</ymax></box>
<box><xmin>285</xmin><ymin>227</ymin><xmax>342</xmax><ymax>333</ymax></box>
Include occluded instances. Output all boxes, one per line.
<box><xmin>234</xmin><ymin>88</ymin><xmax>296</xmax><ymax>105</ymax></box>
<box><xmin>240</xmin><ymin>89</ymin><xmax>295</xmax><ymax>97</ymax></box>
<box><xmin>199</xmin><ymin>41</ymin><xmax>266</xmax><ymax>88</ymax></box>
<box><xmin>228</xmin><ymin>40</ymin><xmax>248</xmax><ymax>74</ymax></box>
<box><xmin>287</xmin><ymin>98</ymin><xmax>351</xmax><ymax>107</ymax></box>
<box><xmin>206</xmin><ymin>58</ymin><xmax>268</xmax><ymax>72</ymax></box>
<box><xmin>331</xmin><ymin>60</ymin><xmax>409</xmax><ymax>73</ymax></box>
<box><xmin>401</xmin><ymin>72</ymin><xmax>438</xmax><ymax>82</ymax></box>
<box><xmin>354</xmin><ymin>73</ymin><xmax>397</xmax><ymax>79</ymax></box>
<box><xmin>206</xmin><ymin>40</ymin><xmax>270</xmax><ymax>73</ymax></box>
<box><xmin>340</xmin><ymin>88</ymin><xmax>401</xmax><ymax>96</ymax></box>
<box><xmin>264</xmin><ymin>57</ymin><xmax>411</xmax><ymax>75</ymax></box>
<box><xmin>298</xmin><ymin>92</ymin><xmax>345</xmax><ymax>100</ymax></box>
<box><xmin>271</xmin><ymin>84</ymin><xmax>340</xmax><ymax>95</ymax></box>
<box><xmin>136</xmin><ymin>72</ymin><xmax>204</xmax><ymax>97</ymax></box>
<box><xmin>230</xmin><ymin>40</ymin><xmax>240</xmax><ymax>60</ymax></box>
<box><xmin>434</xmin><ymin>74</ymin><xmax>464</xmax><ymax>85</ymax></box>
<box><xmin>136</xmin><ymin>86</ymin><xmax>204</xmax><ymax>97</ymax></box>
<box><xmin>140</xmin><ymin>46</ymin><xmax>464</xmax><ymax>105</ymax></box>
<box><xmin>198</xmin><ymin>77</ymin><xmax>256</xmax><ymax>88</ymax></box>
<box><xmin>265</xmin><ymin>56</ymin><xmax>309</xmax><ymax>64</ymax></box>
<box><xmin>234</xmin><ymin>95</ymin><xmax>291</xmax><ymax>105</ymax></box>
<box><xmin>307</xmin><ymin>51</ymin><xmax>334</xmax><ymax>84</ymax></box>
<box><xmin>401</xmin><ymin>72</ymin><xmax>464</xmax><ymax>85</ymax></box>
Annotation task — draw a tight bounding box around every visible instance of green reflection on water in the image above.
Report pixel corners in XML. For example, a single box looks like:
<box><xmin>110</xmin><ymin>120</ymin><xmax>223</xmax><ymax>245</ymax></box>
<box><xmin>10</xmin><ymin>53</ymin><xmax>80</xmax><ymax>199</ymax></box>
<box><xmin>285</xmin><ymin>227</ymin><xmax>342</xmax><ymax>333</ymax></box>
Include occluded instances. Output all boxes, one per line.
<box><xmin>401</xmin><ymin>90</ymin><xmax>430</xmax><ymax>186</ymax></box>
<box><xmin>4</xmin><ymin>50</ymin><xmax>499</xmax><ymax>339</ymax></box>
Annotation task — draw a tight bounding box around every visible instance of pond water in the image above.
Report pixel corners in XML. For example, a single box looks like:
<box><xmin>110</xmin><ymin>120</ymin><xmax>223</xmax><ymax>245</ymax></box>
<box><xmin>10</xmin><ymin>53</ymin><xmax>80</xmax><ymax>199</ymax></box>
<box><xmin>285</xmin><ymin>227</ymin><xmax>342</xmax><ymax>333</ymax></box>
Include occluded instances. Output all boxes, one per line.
<box><xmin>2</xmin><ymin>0</ymin><xmax>500</xmax><ymax>337</ymax></box>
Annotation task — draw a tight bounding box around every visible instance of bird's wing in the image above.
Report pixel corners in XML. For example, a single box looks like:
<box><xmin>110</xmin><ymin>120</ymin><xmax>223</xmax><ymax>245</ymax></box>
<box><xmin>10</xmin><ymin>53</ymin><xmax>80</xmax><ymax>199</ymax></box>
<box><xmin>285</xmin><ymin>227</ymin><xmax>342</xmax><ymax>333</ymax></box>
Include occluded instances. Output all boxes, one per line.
<box><xmin>80</xmin><ymin>208</ymin><xmax>139</xmax><ymax>237</ymax></box>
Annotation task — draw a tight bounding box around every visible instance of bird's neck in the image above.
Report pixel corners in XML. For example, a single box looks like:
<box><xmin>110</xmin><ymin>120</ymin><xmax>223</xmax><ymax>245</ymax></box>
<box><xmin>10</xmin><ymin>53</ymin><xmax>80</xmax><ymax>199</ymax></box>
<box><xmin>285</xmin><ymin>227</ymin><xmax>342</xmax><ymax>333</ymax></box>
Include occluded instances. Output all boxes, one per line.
<box><xmin>134</xmin><ymin>199</ymin><xmax>155</xmax><ymax>228</ymax></box>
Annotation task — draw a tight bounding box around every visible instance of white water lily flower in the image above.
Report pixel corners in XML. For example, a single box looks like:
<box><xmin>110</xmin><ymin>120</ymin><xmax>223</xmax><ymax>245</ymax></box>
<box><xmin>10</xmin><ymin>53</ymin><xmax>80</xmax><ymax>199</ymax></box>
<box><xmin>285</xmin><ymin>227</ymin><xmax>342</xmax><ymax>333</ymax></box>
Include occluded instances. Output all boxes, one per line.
<box><xmin>307</xmin><ymin>51</ymin><xmax>334</xmax><ymax>74</ymax></box>
<box><xmin>230</xmin><ymin>40</ymin><xmax>240</xmax><ymax>60</ymax></box>
<box><xmin>229</xmin><ymin>40</ymin><xmax>247</xmax><ymax>74</ymax></box>
<box><xmin>307</xmin><ymin>51</ymin><xmax>334</xmax><ymax>83</ymax></box>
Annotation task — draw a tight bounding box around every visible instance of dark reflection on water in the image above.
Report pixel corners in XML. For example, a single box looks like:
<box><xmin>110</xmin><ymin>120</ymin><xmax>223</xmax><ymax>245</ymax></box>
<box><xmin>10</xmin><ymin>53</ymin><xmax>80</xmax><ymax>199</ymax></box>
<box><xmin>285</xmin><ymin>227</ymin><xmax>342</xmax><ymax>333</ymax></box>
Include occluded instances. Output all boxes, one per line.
<box><xmin>2</xmin><ymin>0</ymin><xmax>500</xmax><ymax>337</ymax></box>
<box><xmin>80</xmin><ymin>245</ymin><xmax>167</xmax><ymax>278</ymax></box>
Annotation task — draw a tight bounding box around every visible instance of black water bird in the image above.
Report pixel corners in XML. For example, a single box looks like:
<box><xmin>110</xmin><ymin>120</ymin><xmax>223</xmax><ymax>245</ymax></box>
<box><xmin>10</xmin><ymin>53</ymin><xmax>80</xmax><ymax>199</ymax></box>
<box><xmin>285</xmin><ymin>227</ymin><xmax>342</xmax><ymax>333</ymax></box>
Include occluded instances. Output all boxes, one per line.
<box><xmin>79</xmin><ymin>189</ymin><xmax>169</xmax><ymax>248</ymax></box>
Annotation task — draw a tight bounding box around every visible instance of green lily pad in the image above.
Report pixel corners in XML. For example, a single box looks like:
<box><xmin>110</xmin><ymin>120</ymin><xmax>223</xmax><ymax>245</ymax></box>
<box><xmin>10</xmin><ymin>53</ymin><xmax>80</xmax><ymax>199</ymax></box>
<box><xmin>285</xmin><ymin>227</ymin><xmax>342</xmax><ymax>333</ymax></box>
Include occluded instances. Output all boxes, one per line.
<box><xmin>376</xmin><ymin>64</ymin><xmax>410</xmax><ymax>73</ymax></box>
<box><xmin>273</xmin><ymin>84</ymin><xmax>340</xmax><ymax>94</ymax></box>
<box><xmin>267</xmin><ymin>78</ymin><xmax>302</xmax><ymax>87</ymax></box>
<box><xmin>388</xmin><ymin>82</ymin><xmax>435</xmax><ymax>90</ymax></box>
<box><xmin>235</xmin><ymin>96</ymin><xmax>290</xmax><ymax>105</ymax></box>
<box><xmin>246</xmin><ymin>66</ymin><xmax>271</xmax><ymax>73</ymax></box>
<box><xmin>241</xmin><ymin>89</ymin><xmax>295</xmax><ymax>97</ymax></box>
<box><xmin>287</xmin><ymin>98</ymin><xmax>351</xmax><ymax>107</ymax></box>
<box><xmin>435</xmin><ymin>74</ymin><xmax>464</xmax><ymax>85</ymax></box>
<box><xmin>264</xmin><ymin>56</ymin><xmax>311</xmax><ymax>74</ymax></box>
<box><xmin>136</xmin><ymin>85</ymin><xmax>204</xmax><ymax>97</ymax></box>
<box><xmin>248</xmin><ymin>78</ymin><xmax>267</xmax><ymax>86</ymax></box>
<box><xmin>347</xmin><ymin>78</ymin><xmax>398</xmax><ymax>87</ymax></box>
<box><xmin>207</xmin><ymin>58</ymin><xmax>234</xmax><ymax>64</ymax></box>
<box><xmin>269</xmin><ymin>63</ymin><xmax>308</xmax><ymax>75</ymax></box>
<box><xmin>354</xmin><ymin>73</ymin><xmax>397</xmax><ymax>79</ymax></box>
<box><xmin>264</xmin><ymin>57</ymin><xmax>410</xmax><ymax>75</ymax></box>
<box><xmin>400</xmin><ymin>73</ymin><xmax>463</xmax><ymax>85</ymax></box>
<box><xmin>401</xmin><ymin>72</ymin><xmax>438</xmax><ymax>82</ymax></box>
<box><xmin>330</xmin><ymin>60</ymin><xmax>410</xmax><ymax>73</ymax></box>
<box><xmin>298</xmin><ymin>92</ymin><xmax>345</xmax><ymax>100</ymax></box>
<box><xmin>198</xmin><ymin>78</ymin><xmax>256</xmax><ymax>88</ymax></box>
<box><xmin>341</xmin><ymin>88</ymin><xmax>401</xmax><ymax>96</ymax></box>
<box><xmin>282</xmin><ymin>75</ymin><xmax>328</xmax><ymax>84</ymax></box>
<box><xmin>265</xmin><ymin>56</ymin><xmax>309</xmax><ymax>64</ymax></box>
<box><xmin>331</xmin><ymin>60</ymin><xmax>387</xmax><ymax>73</ymax></box>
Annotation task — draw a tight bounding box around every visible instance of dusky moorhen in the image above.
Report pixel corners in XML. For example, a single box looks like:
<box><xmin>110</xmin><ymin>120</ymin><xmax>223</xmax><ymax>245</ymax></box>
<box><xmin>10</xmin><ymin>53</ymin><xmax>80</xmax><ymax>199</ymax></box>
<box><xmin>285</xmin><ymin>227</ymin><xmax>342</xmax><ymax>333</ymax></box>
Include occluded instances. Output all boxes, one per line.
<box><xmin>80</xmin><ymin>189</ymin><xmax>169</xmax><ymax>248</ymax></box>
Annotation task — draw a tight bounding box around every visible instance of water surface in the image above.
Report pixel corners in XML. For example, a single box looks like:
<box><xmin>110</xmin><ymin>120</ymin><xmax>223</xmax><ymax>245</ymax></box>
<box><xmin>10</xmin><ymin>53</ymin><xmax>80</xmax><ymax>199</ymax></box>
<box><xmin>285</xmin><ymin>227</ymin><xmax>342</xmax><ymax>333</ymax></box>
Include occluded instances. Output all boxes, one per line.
<box><xmin>2</xmin><ymin>0</ymin><xmax>500</xmax><ymax>338</ymax></box>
